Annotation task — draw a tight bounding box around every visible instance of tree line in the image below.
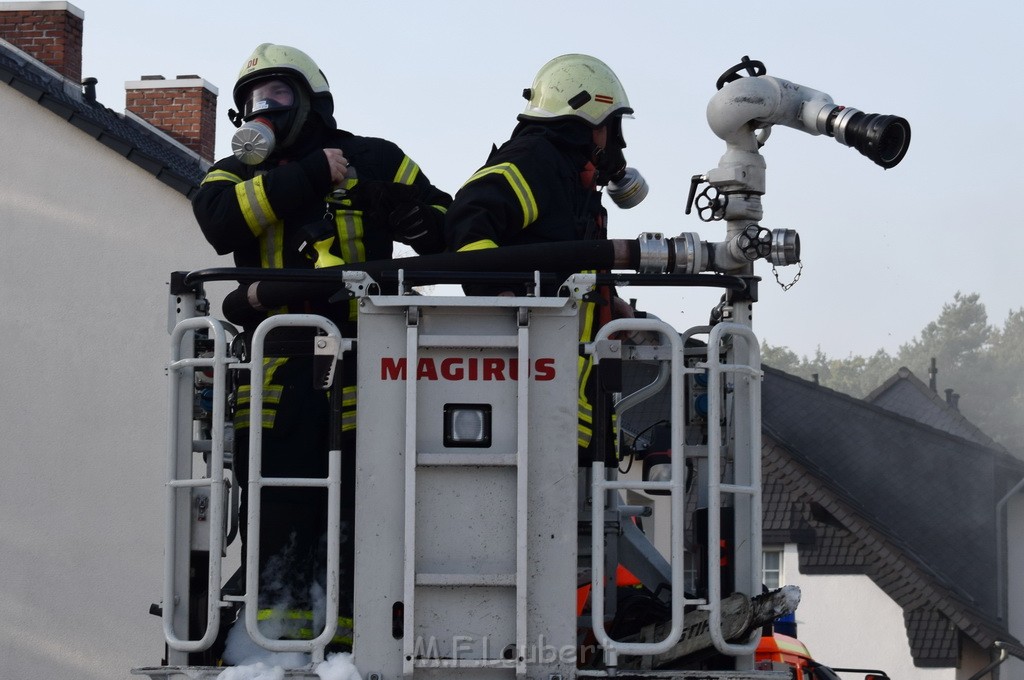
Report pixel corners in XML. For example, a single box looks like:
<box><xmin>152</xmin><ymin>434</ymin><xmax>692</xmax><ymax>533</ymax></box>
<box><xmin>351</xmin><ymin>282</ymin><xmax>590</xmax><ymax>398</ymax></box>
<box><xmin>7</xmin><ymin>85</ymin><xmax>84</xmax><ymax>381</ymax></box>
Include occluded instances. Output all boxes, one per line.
<box><xmin>761</xmin><ymin>292</ymin><xmax>1023</xmax><ymax>455</ymax></box>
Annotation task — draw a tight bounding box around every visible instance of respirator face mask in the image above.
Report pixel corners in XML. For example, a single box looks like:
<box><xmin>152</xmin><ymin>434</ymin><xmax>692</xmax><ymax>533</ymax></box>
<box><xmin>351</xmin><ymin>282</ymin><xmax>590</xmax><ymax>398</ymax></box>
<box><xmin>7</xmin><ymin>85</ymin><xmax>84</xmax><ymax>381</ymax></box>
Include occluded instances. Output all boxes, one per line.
<box><xmin>231</xmin><ymin>78</ymin><xmax>300</xmax><ymax>165</ymax></box>
<box><xmin>597</xmin><ymin>116</ymin><xmax>648</xmax><ymax>209</ymax></box>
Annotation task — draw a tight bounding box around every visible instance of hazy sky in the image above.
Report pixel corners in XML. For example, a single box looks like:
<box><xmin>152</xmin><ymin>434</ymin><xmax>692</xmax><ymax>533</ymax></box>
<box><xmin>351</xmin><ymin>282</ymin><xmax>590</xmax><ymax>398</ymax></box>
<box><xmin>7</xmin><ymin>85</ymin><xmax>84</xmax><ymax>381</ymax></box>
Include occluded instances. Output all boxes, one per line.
<box><xmin>81</xmin><ymin>0</ymin><xmax>1024</xmax><ymax>359</ymax></box>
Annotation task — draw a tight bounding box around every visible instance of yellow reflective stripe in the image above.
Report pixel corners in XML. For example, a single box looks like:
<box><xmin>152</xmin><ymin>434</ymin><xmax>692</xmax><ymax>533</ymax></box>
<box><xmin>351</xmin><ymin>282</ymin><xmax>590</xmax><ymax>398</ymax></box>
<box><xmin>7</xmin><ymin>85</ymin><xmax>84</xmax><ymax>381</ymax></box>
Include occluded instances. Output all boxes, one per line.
<box><xmin>293</xmin><ymin>627</ymin><xmax>352</xmax><ymax>644</ymax></box>
<box><xmin>234</xmin><ymin>358</ymin><xmax>288</xmax><ymax>429</ymax></box>
<box><xmin>256</xmin><ymin>609</ymin><xmax>353</xmax><ymax>624</ymax></box>
<box><xmin>577</xmin><ymin>302</ymin><xmax>597</xmax><ymax>407</ymax></box>
<box><xmin>334</xmin><ymin>177</ymin><xmax>359</xmax><ymax>195</ymax></box>
<box><xmin>392</xmin><ymin>156</ymin><xmax>421</xmax><ymax>185</ymax></box>
<box><xmin>233</xmin><ymin>177</ymin><xmax>285</xmax><ymax>268</ymax></box>
<box><xmin>576</xmin><ymin>301</ymin><xmax>599</xmax><ymax>449</ymax></box>
<box><xmin>577</xmin><ymin>353</ymin><xmax>595</xmax><ymax>448</ymax></box>
<box><xmin>259</xmin><ymin>223</ymin><xmax>284</xmax><ymax>269</ymax></box>
<box><xmin>464</xmin><ymin>163</ymin><xmax>538</xmax><ymax>227</ymax></box>
<box><xmin>236</xmin><ymin>386</ymin><xmax>283</xmax><ymax>404</ymax></box>
<box><xmin>264</xmin><ymin>357</ymin><xmax>287</xmax><ymax>382</ymax></box>
<box><xmin>579</xmin><ymin>299</ymin><xmax>598</xmax><ymax>342</ymax></box>
<box><xmin>235</xmin><ymin>175</ymin><xmax>279</xmax><ymax>239</ymax></box>
<box><xmin>202</xmin><ymin>169</ymin><xmax>243</xmax><ymax>185</ymax></box>
<box><xmin>431</xmin><ymin>204</ymin><xmax>448</xmax><ymax>214</ymax></box>
<box><xmin>577</xmin><ymin>299</ymin><xmax>598</xmax><ymax>448</ymax></box>
<box><xmin>574</xmin><ymin>305</ymin><xmax>619</xmax><ymax>453</ymax></box>
<box><xmin>457</xmin><ymin>239</ymin><xmax>499</xmax><ymax>252</ymax></box>
<box><xmin>235</xmin><ymin>362</ymin><xmax>359</xmax><ymax>433</ymax></box>
<box><xmin>577</xmin><ymin>357</ymin><xmax>593</xmax><ymax>411</ymax></box>
<box><xmin>341</xmin><ymin>385</ymin><xmax>357</xmax><ymax>432</ymax></box>
<box><xmin>233</xmin><ymin>408</ymin><xmax>275</xmax><ymax>430</ymax></box>
<box><xmin>256</xmin><ymin>609</ymin><xmax>353</xmax><ymax>644</ymax></box>
<box><xmin>336</xmin><ymin>210</ymin><xmax>365</xmax><ymax>266</ymax></box>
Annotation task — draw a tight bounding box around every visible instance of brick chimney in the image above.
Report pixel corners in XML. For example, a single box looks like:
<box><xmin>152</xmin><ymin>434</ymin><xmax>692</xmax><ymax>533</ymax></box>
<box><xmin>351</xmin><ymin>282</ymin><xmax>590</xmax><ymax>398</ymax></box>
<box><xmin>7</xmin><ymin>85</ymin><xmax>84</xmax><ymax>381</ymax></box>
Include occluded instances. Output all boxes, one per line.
<box><xmin>125</xmin><ymin>75</ymin><xmax>219</xmax><ymax>162</ymax></box>
<box><xmin>0</xmin><ymin>1</ymin><xmax>84</xmax><ymax>83</ymax></box>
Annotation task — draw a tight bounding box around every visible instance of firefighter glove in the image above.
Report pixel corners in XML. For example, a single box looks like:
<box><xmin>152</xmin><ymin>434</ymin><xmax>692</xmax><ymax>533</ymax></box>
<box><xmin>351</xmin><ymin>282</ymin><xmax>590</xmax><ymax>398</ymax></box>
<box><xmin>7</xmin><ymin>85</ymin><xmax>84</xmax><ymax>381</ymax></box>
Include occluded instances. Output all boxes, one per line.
<box><xmin>352</xmin><ymin>181</ymin><xmax>442</xmax><ymax>247</ymax></box>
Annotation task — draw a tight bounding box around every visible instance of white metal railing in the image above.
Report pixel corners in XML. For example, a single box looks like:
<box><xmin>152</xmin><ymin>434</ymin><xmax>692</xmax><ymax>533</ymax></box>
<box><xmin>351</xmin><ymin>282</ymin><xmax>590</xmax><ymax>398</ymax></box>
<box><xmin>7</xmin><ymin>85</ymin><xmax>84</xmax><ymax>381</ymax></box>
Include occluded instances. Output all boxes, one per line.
<box><xmin>164</xmin><ymin>316</ymin><xmax>232</xmax><ymax>651</ymax></box>
<box><xmin>587</xmin><ymin>318</ymin><xmax>689</xmax><ymax>667</ymax></box>
<box><xmin>587</xmin><ymin>318</ymin><xmax>764</xmax><ymax>666</ymax></box>
<box><xmin>401</xmin><ymin>308</ymin><xmax>420</xmax><ymax>676</ymax></box>
<box><xmin>703</xmin><ymin>321</ymin><xmax>763</xmax><ymax>656</ymax></box>
<box><xmin>238</xmin><ymin>315</ymin><xmax>346</xmax><ymax>663</ymax></box>
<box><xmin>164</xmin><ymin>313</ymin><xmax>348</xmax><ymax>665</ymax></box>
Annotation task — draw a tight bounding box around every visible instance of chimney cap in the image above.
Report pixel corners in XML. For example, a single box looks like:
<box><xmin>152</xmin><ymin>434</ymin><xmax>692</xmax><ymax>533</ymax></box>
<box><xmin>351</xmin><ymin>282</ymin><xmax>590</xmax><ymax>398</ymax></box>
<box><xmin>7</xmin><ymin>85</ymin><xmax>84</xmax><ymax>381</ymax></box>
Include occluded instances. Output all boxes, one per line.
<box><xmin>82</xmin><ymin>76</ymin><xmax>97</xmax><ymax>102</ymax></box>
<box><xmin>0</xmin><ymin>2</ymin><xmax>85</xmax><ymax>20</ymax></box>
<box><xmin>126</xmin><ymin>76</ymin><xmax>219</xmax><ymax>95</ymax></box>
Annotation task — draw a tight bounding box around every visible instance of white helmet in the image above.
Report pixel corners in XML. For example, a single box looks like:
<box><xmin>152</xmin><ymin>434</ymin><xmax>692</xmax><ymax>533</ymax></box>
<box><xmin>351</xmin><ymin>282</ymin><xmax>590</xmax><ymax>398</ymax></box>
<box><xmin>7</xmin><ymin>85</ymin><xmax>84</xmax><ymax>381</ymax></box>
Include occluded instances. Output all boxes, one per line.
<box><xmin>519</xmin><ymin>54</ymin><xmax>632</xmax><ymax>127</ymax></box>
<box><xmin>231</xmin><ymin>43</ymin><xmax>336</xmax><ymax>135</ymax></box>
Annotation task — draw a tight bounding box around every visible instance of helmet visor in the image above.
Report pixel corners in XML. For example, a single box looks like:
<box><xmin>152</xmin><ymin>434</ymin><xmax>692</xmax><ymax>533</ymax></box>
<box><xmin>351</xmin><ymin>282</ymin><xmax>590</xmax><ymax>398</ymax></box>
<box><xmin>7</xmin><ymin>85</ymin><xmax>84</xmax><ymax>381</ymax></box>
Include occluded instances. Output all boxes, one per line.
<box><xmin>241</xmin><ymin>78</ymin><xmax>297</xmax><ymax>118</ymax></box>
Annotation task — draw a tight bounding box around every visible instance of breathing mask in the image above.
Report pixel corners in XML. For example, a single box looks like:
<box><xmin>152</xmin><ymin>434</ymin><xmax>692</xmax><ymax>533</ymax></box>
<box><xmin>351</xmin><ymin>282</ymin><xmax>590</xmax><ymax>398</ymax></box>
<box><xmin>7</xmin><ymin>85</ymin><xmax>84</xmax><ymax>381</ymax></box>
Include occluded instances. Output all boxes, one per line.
<box><xmin>596</xmin><ymin>116</ymin><xmax>648</xmax><ymax>209</ymax></box>
<box><xmin>230</xmin><ymin>78</ymin><xmax>304</xmax><ymax>164</ymax></box>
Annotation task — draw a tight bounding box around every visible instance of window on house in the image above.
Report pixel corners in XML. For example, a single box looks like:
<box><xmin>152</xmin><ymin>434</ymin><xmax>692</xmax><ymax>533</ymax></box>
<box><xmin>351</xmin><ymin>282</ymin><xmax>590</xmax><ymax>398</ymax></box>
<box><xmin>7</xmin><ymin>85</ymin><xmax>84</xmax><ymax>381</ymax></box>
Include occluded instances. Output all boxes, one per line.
<box><xmin>762</xmin><ymin>548</ymin><xmax>783</xmax><ymax>589</ymax></box>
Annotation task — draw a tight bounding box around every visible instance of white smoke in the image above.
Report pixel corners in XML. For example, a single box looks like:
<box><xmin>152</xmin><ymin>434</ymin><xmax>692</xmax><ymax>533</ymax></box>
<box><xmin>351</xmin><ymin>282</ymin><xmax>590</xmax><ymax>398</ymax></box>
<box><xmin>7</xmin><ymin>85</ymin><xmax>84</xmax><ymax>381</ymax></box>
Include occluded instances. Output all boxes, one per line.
<box><xmin>316</xmin><ymin>652</ymin><xmax>361</xmax><ymax>680</ymax></box>
<box><xmin>220</xmin><ymin>607</ymin><xmax>311</xmax><ymax>668</ymax></box>
<box><xmin>214</xmin><ymin>652</ymin><xmax>360</xmax><ymax>680</ymax></box>
<box><xmin>220</xmin><ymin>532</ymin><xmax>342</xmax><ymax>671</ymax></box>
<box><xmin>216</xmin><ymin>661</ymin><xmax>286</xmax><ymax>680</ymax></box>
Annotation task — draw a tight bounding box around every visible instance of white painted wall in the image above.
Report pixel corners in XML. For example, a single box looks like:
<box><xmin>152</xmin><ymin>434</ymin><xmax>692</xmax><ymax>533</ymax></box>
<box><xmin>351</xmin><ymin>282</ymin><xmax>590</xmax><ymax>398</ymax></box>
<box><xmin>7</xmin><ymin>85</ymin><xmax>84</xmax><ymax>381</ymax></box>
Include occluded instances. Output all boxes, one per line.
<box><xmin>0</xmin><ymin>84</ymin><xmax>227</xmax><ymax>679</ymax></box>
<box><xmin>778</xmin><ymin>543</ymin><xmax>953</xmax><ymax>680</ymax></box>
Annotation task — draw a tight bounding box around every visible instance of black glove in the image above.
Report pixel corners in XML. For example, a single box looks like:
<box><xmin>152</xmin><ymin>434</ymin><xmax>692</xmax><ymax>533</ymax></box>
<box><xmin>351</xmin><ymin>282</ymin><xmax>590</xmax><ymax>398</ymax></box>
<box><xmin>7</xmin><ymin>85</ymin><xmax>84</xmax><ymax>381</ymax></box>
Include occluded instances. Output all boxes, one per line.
<box><xmin>352</xmin><ymin>181</ymin><xmax>440</xmax><ymax>246</ymax></box>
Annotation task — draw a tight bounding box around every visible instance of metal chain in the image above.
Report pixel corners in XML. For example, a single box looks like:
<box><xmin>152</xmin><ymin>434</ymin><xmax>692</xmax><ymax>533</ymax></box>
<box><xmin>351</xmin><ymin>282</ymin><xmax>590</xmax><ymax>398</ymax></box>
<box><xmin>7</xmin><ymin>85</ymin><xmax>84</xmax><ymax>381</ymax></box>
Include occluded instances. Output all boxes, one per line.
<box><xmin>772</xmin><ymin>261</ymin><xmax>803</xmax><ymax>291</ymax></box>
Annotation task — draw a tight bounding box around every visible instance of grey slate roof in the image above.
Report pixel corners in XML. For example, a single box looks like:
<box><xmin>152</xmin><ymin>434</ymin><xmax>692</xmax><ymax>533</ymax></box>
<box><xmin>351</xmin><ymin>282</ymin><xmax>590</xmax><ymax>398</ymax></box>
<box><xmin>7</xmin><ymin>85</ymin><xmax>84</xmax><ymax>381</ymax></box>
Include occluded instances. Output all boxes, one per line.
<box><xmin>0</xmin><ymin>40</ymin><xmax>207</xmax><ymax>198</ymax></box>
<box><xmin>865</xmin><ymin>366</ymin><xmax>1003</xmax><ymax>450</ymax></box>
<box><xmin>619</xmin><ymin>359</ymin><xmax>1024</xmax><ymax>668</ymax></box>
<box><xmin>759</xmin><ymin>365</ymin><xmax>1022</xmax><ymax>664</ymax></box>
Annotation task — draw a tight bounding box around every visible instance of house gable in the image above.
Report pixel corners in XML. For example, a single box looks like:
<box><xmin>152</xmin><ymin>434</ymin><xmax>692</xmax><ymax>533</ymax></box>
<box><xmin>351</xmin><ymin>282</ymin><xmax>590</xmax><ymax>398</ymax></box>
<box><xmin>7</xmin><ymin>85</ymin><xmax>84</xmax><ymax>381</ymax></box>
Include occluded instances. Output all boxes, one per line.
<box><xmin>761</xmin><ymin>366</ymin><xmax>1022</xmax><ymax>664</ymax></box>
<box><xmin>618</xmin><ymin>359</ymin><xmax>1024</xmax><ymax>668</ymax></box>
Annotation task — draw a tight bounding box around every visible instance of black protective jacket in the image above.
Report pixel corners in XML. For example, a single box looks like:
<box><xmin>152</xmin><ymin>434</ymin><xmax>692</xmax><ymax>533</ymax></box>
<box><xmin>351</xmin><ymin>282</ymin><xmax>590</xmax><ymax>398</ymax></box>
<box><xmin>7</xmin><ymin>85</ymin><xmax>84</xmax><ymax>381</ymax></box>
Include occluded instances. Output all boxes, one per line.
<box><xmin>444</xmin><ymin>120</ymin><xmax>607</xmax><ymax>272</ymax></box>
<box><xmin>194</xmin><ymin>124</ymin><xmax>451</xmax><ymax>325</ymax></box>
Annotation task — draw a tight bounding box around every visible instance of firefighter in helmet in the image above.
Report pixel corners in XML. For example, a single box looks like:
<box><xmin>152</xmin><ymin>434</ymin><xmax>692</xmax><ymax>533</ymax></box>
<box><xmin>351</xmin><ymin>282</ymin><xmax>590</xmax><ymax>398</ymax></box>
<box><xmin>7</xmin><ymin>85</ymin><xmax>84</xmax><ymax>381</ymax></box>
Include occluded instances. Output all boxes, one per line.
<box><xmin>192</xmin><ymin>43</ymin><xmax>452</xmax><ymax>653</ymax></box>
<box><xmin>444</xmin><ymin>53</ymin><xmax>645</xmax><ymax>463</ymax></box>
